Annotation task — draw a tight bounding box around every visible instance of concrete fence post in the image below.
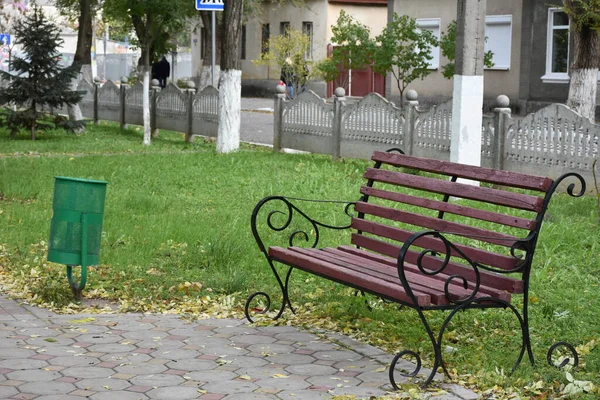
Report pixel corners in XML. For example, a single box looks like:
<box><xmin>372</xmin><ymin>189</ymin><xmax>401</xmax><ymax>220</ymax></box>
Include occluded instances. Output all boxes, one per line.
<box><xmin>273</xmin><ymin>83</ymin><xmax>287</xmax><ymax>152</ymax></box>
<box><xmin>151</xmin><ymin>79</ymin><xmax>160</xmax><ymax>138</ymax></box>
<box><xmin>493</xmin><ymin>95</ymin><xmax>511</xmax><ymax>170</ymax></box>
<box><xmin>119</xmin><ymin>77</ymin><xmax>128</xmax><ymax>130</ymax></box>
<box><xmin>185</xmin><ymin>80</ymin><xmax>196</xmax><ymax>143</ymax></box>
<box><xmin>403</xmin><ymin>90</ymin><xmax>419</xmax><ymax>156</ymax></box>
<box><xmin>93</xmin><ymin>77</ymin><xmax>101</xmax><ymax>125</ymax></box>
<box><xmin>332</xmin><ymin>87</ymin><xmax>346</xmax><ymax>161</ymax></box>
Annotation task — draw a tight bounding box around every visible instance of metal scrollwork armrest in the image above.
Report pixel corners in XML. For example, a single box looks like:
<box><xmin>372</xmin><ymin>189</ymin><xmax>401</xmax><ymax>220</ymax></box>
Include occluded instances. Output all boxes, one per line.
<box><xmin>397</xmin><ymin>230</ymin><xmax>484</xmax><ymax>305</ymax></box>
<box><xmin>251</xmin><ymin>196</ymin><xmax>355</xmax><ymax>256</ymax></box>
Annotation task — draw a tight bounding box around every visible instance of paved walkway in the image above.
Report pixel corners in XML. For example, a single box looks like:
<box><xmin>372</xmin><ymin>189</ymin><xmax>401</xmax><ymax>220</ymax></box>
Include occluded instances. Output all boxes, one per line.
<box><xmin>0</xmin><ymin>295</ymin><xmax>479</xmax><ymax>400</ymax></box>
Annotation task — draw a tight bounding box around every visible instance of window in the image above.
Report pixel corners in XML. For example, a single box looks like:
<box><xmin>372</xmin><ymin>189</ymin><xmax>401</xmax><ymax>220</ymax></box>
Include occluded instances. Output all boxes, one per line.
<box><xmin>240</xmin><ymin>25</ymin><xmax>246</xmax><ymax>60</ymax></box>
<box><xmin>543</xmin><ymin>8</ymin><xmax>570</xmax><ymax>82</ymax></box>
<box><xmin>302</xmin><ymin>21</ymin><xmax>313</xmax><ymax>59</ymax></box>
<box><xmin>484</xmin><ymin>15</ymin><xmax>512</xmax><ymax>70</ymax></box>
<box><xmin>416</xmin><ymin>18</ymin><xmax>440</xmax><ymax>69</ymax></box>
<box><xmin>261</xmin><ymin>24</ymin><xmax>270</xmax><ymax>55</ymax></box>
<box><xmin>280</xmin><ymin>21</ymin><xmax>290</xmax><ymax>36</ymax></box>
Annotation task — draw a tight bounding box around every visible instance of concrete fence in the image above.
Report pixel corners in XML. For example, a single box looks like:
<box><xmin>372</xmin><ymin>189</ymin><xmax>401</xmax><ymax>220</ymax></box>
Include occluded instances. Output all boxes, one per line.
<box><xmin>274</xmin><ymin>87</ymin><xmax>599</xmax><ymax>184</ymax></box>
<box><xmin>71</xmin><ymin>78</ymin><xmax>218</xmax><ymax>142</ymax></box>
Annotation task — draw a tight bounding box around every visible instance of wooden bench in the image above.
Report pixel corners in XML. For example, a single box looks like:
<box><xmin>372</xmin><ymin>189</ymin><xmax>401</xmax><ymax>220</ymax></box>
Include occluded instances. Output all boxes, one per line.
<box><xmin>244</xmin><ymin>150</ymin><xmax>586</xmax><ymax>387</ymax></box>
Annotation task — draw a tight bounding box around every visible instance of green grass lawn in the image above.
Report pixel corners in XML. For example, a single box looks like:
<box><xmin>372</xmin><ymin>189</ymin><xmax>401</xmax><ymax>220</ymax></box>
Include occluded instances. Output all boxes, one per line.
<box><xmin>1</xmin><ymin>124</ymin><xmax>599</xmax><ymax>399</ymax></box>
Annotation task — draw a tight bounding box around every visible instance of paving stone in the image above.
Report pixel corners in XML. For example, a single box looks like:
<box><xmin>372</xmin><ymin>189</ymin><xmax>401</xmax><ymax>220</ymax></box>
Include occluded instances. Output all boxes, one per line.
<box><xmin>274</xmin><ymin>332</ymin><xmax>318</xmax><ymax>342</ymax></box>
<box><xmin>74</xmin><ymin>334</ymin><xmax>122</xmax><ymax>344</ymax></box>
<box><xmin>0</xmin><ymin>348</ymin><xmax>36</xmax><ymax>359</ymax></box>
<box><xmin>62</xmin><ymin>366</ymin><xmax>112</xmax><ymax>379</ymax></box>
<box><xmin>90</xmin><ymin>390</ymin><xmax>149</xmax><ymax>400</ymax></box>
<box><xmin>328</xmin><ymin>384</ymin><xmax>387</xmax><ymax>397</ymax></box>
<box><xmin>306</xmin><ymin>375</ymin><xmax>361</xmax><ymax>387</ymax></box>
<box><xmin>255</xmin><ymin>377</ymin><xmax>311</xmax><ymax>391</ymax></box>
<box><xmin>184</xmin><ymin>369</ymin><xmax>238</xmax><ymax>382</ymax></box>
<box><xmin>285</xmin><ymin>364</ymin><xmax>338</xmax><ymax>376</ymax></box>
<box><xmin>0</xmin><ymin>386</ymin><xmax>18</xmax><ymax>397</ymax></box>
<box><xmin>223</xmin><ymin>393</ymin><xmax>277</xmax><ymax>400</ymax></box>
<box><xmin>312</xmin><ymin>350</ymin><xmax>361</xmax><ymax>362</ymax></box>
<box><xmin>203</xmin><ymin>379</ymin><xmax>260</xmax><ymax>394</ymax></box>
<box><xmin>246</xmin><ymin>343</ymin><xmax>296</xmax><ymax>355</ymax></box>
<box><xmin>230</xmin><ymin>334</ymin><xmax>277</xmax><ymax>345</ymax></box>
<box><xmin>146</xmin><ymin>386</ymin><xmax>202</xmax><ymax>399</ymax></box>
<box><xmin>442</xmin><ymin>384</ymin><xmax>481</xmax><ymax>400</ymax></box>
<box><xmin>6</xmin><ymin>369</ymin><xmax>61</xmax><ymax>381</ymax></box>
<box><xmin>151</xmin><ymin>348</ymin><xmax>198</xmax><ymax>360</ymax></box>
<box><xmin>17</xmin><ymin>381</ymin><xmax>77</xmax><ymax>395</ymax></box>
<box><xmin>221</xmin><ymin>355</ymin><xmax>269</xmax><ymax>369</ymax></box>
<box><xmin>48</xmin><ymin>355</ymin><xmax>99</xmax><ymax>367</ymax></box>
<box><xmin>114</xmin><ymin>362</ymin><xmax>168</xmax><ymax>375</ymax></box>
<box><xmin>166</xmin><ymin>358</ymin><xmax>217</xmax><ymax>371</ymax></box>
<box><xmin>130</xmin><ymin>373</ymin><xmax>185</xmax><ymax>387</ymax></box>
<box><xmin>89</xmin><ymin>343</ymin><xmax>137</xmax><ymax>353</ymax></box>
<box><xmin>275</xmin><ymin>389</ymin><xmax>328</xmax><ymax>399</ymax></box>
<box><xmin>35</xmin><ymin>395</ymin><xmax>83</xmax><ymax>400</ymax></box>
<box><xmin>0</xmin><ymin>359</ymin><xmax>47</xmax><ymax>370</ymax></box>
<box><xmin>265</xmin><ymin>353</ymin><xmax>315</xmax><ymax>365</ymax></box>
<box><xmin>75</xmin><ymin>377</ymin><xmax>132</xmax><ymax>391</ymax></box>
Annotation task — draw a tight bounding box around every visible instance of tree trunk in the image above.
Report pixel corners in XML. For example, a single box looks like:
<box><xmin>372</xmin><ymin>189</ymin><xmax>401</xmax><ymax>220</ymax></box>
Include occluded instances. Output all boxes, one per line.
<box><xmin>142</xmin><ymin>51</ymin><xmax>151</xmax><ymax>146</ymax></box>
<box><xmin>67</xmin><ymin>0</ymin><xmax>94</xmax><ymax>132</ymax></box>
<box><xmin>199</xmin><ymin>11</ymin><xmax>222</xmax><ymax>89</ymax></box>
<box><xmin>216</xmin><ymin>0</ymin><xmax>243</xmax><ymax>154</ymax></box>
<box><xmin>566</xmin><ymin>22</ymin><xmax>600</xmax><ymax>122</ymax></box>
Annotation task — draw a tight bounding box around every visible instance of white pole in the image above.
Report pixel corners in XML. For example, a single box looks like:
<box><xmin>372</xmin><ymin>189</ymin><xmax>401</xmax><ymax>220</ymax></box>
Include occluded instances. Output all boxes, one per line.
<box><xmin>211</xmin><ymin>10</ymin><xmax>216</xmax><ymax>87</ymax></box>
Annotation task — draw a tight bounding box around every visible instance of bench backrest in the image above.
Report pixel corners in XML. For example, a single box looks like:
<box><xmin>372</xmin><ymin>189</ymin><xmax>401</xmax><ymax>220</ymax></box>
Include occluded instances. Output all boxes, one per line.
<box><xmin>352</xmin><ymin>151</ymin><xmax>561</xmax><ymax>294</ymax></box>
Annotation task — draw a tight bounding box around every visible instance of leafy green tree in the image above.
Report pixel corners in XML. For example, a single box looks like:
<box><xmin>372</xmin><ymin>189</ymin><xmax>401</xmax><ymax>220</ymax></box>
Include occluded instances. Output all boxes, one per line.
<box><xmin>0</xmin><ymin>5</ymin><xmax>82</xmax><ymax>140</ymax></box>
<box><xmin>103</xmin><ymin>0</ymin><xmax>195</xmax><ymax>145</ymax></box>
<box><xmin>562</xmin><ymin>0</ymin><xmax>600</xmax><ymax>121</ymax></box>
<box><xmin>372</xmin><ymin>13</ymin><xmax>437</xmax><ymax>106</ymax></box>
<box><xmin>253</xmin><ymin>27</ymin><xmax>312</xmax><ymax>96</ymax></box>
<box><xmin>439</xmin><ymin>20</ymin><xmax>494</xmax><ymax>79</ymax></box>
<box><xmin>315</xmin><ymin>10</ymin><xmax>375</xmax><ymax>92</ymax></box>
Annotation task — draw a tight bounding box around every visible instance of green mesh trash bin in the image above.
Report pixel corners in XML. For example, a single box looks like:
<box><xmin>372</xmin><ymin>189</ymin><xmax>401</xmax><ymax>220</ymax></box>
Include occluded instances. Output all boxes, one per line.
<box><xmin>48</xmin><ymin>176</ymin><xmax>108</xmax><ymax>267</ymax></box>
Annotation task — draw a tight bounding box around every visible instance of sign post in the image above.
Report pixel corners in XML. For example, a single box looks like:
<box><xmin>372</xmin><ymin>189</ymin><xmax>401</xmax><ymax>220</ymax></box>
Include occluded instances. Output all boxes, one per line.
<box><xmin>195</xmin><ymin>0</ymin><xmax>224</xmax><ymax>87</ymax></box>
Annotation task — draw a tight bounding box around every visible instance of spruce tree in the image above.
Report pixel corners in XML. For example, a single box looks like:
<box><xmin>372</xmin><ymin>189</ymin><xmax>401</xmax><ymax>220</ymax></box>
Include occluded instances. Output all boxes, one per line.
<box><xmin>0</xmin><ymin>5</ymin><xmax>82</xmax><ymax>140</ymax></box>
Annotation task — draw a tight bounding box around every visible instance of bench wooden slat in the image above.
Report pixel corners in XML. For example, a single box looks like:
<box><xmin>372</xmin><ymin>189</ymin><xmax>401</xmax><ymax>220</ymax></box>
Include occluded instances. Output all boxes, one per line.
<box><xmin>371</xmin><ymin>151</ymin><xmax>554</xmax><ymax>192</ymax></box>
<box><xmin>349</xmin><ymin>235</ymin><xmax>524</xmax><ymax>293</ymax></box>
<box><xmin>352</xmin><ymin>217</ymin><xmax>521</xmax><ymax>271</ymax></box>
<box><xmin>321</xmin><ymin>247</ymin><xmax>512</xmax><ymax>302</ymax></box>
<box><xmin>363</xmin><ymin>168</ymin><xmax>545</xmax><ymax>212</ymax></box>
<box><xmin>355</xmin><ymin>201</ymin><xmax>520</xmax><ymax>248</ymax></box>
<box><xmin>268</xmin><ymin>246</ymin><xmax>432</xmax><ymax>306</ymax></box>
<box><xmin>360</xmin><ymin>186</ymin><xmax>537</xmax><ymax>231</ymax></box>
<box><xmin>290</xmin><ymin>247</ymin><xmax>455</xmax><ymax>305</ymax></box>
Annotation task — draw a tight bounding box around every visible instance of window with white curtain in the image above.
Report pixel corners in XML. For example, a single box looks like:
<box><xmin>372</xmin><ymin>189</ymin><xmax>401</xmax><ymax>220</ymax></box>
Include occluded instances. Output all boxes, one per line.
<box><xmin>484</xmin><ymin>15</ymin><xmax>512</xmax><ymax>70</ymax></box>
<box><xmin>416</xmin><ymin>18</ymin><xmax>440</xmax><ymax>69</ymax></box>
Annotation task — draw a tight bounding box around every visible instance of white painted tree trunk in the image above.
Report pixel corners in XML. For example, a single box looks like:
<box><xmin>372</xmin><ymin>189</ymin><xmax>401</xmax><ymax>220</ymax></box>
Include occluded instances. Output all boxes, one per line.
<box><xmin>199</xmin><ymin>65</ymin><xmax>221</xmax><ymax>91</ymax></box>
<box><xmin>217</xmin><ymin>69</ymin><xmax>241</xmax><ymax>153</ymax></box>
<box><xmin>67</xmin><ymin>65</ymin><xmax>92</xmax><ymax>133</ymax></box>
<box><xmin>142</xmin><ymin>69</ymin><xmax>151</xmax><ymax>146</ymax></box>
<box><xmin>567</xmin><ymin>68</ymin><xmax>598</xmax><ymax>122</ymax></box>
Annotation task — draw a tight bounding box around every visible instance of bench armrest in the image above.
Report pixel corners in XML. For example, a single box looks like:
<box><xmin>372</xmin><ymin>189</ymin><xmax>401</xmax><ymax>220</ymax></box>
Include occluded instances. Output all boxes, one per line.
<box><xmin>397</xmin><ymin>230</ymin><xmax>485</xmax><ymax>306</ymax></box>
<box><xmin>251</xmin><ymin>196</ymin><xmax>355</xmax><ymax>256</ymax></box>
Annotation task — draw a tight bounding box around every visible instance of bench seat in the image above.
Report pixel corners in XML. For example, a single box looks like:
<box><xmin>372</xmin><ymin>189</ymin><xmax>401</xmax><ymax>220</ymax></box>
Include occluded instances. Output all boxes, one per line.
<box><xmin>269</xmin><ymin>245</ymin><xmax>515</xmax><ymax>307</ymax></box>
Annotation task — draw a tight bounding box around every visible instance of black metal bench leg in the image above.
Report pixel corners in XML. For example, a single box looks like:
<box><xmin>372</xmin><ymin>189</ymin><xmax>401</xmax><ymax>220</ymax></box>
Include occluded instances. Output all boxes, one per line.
<box><xmin>245</xmin><ymin>261</ymin><xmax>296</xmax><ymax>323</ymax></box>
<box><xmin>389</xmin><ymin>307</ymin><xmax>444</xmax><ymax>389</ymax></box>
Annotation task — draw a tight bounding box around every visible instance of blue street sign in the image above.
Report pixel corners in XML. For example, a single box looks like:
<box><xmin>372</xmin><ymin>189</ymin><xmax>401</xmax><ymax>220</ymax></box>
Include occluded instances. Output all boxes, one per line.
<box><xmin>196</xmin><ymin>0</ymin><xmax>223</xmax><ymax>11</ymax></box>
<box><xmin>0</xmin><ymin>34</ymin><xmax>11</xmax><ymax>46</ymax></box>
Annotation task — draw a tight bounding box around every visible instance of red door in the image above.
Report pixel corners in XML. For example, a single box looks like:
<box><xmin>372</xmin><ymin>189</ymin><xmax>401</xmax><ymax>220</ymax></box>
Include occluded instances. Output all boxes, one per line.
<box><xmin>326</xmin><ymin>44</ymin><xmax>386</xmax><ymax>98</ymax></box>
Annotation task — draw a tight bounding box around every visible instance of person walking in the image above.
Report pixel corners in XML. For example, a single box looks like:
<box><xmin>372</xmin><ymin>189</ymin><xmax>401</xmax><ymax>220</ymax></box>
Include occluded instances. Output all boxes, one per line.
<box><xmin>157</xmin><ymin>56</ymin><xmax>170</xmax><ymax>89</ymax></box>
<box><xmin>280</xmin><ymin>57</ymin><xmax>295</xmax><ymax>99</ymax></box>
